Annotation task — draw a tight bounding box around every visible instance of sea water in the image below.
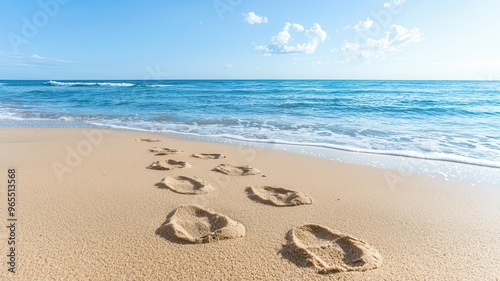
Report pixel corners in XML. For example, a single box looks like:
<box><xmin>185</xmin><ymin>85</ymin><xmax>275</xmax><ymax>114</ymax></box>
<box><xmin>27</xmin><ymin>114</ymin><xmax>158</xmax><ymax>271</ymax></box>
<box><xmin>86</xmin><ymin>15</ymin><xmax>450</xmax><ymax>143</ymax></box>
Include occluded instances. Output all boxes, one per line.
<box><xmin>1</xmin><ymin>80</ymin><xmax>499</xmax><ymax>186</ymax></box>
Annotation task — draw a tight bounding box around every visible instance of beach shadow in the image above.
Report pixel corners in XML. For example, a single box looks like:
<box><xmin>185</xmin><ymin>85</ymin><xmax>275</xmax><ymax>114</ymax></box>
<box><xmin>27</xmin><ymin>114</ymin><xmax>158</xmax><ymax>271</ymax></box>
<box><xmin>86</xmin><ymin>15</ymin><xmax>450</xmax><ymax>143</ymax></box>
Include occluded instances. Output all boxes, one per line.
<box><xmin>155</xmin><ymin>209</ymin><xmax>192</xmax><ymax>245</ymax></box>
<box><xmin>336</xmin><ymin>237</ymin><xmax>366</xmax><ymax>268</ymax></box>
<box><xmin>154</xmin><ymin>182</ymin><xmax>166</xmax><ymax>189</ymax></box>
<box><xmin>191</xmin><ymin>153</ymin><xmax>226</xmax><ymax>160</ymax></box>
<box><xmin>135</xmin><ymin>138</ymin><xmax>161</xmax><ymax>142</ymax></box>
<box><xmin>149</xmin><ymin>147</ymin><xmax>182</xmax><ymax>155</ymax></box>
<box><xmin>278</xmin><ymin>230</ymin><xmax>313</xmax><ymax>269</ymax></box>
<box><xmin>147</xmin><ymin>159</ymin><xmax>192</xmax><ymax>171</ymax></box>
<box><xmin>212</xmin><ymin>164</ymin><xmax>261</xmax><ymax>176</ymax></box>
<box><xmin>245</xmin><ymin>186</ymin><xmax>275</xmax><ymax>206</ymax></box>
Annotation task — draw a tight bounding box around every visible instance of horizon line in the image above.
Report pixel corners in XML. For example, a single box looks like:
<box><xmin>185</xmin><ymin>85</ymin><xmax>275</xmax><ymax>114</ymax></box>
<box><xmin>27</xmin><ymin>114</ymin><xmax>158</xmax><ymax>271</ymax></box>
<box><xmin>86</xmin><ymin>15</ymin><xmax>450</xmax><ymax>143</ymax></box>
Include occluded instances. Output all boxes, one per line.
<box><xmin>1</xmin><ymin>78</ymin><xmax>499</xmax><ymax>82</ymax></box>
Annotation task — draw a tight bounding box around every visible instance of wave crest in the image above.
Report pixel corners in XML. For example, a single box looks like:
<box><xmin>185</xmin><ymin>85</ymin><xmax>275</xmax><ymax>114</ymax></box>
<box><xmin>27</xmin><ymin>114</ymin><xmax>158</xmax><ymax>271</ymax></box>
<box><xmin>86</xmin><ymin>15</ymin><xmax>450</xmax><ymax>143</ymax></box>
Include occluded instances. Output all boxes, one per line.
<box><xmin>44</xmin><ymin>81</ymin><xmax>172</xmax><ymax>88</ymax></box>
<box><xmin>45</xmin><ymin>81</ymin><xmax>136</xmax><ymax>87</ymax></box>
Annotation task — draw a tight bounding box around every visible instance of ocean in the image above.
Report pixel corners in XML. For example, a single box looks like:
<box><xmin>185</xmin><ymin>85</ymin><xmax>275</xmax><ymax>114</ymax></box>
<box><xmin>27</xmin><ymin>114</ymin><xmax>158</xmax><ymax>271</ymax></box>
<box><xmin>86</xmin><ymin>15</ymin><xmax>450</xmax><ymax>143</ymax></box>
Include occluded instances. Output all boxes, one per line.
<box><xmin>1</xmin><ymin>79</ymin><xmax>499</xmax><ymax>186</ymax></box>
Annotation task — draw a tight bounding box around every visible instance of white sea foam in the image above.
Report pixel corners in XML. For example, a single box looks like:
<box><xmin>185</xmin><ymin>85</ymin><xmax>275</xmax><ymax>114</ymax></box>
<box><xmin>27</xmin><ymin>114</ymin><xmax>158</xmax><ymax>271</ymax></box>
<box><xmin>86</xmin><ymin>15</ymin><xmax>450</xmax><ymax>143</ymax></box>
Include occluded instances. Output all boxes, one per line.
<box><xmin>146</xmin><ymin>84</ymin><xmax>171</xmax><ymax>88</ymax></box>
<box><xmin>44</xmin><ymin>81</ymin><xmax>172</xmax><ymax>87</ymax></box>
<box><xmin>57</xmin><ymin>116</ymin><xmax>75</xmax><ymax>121</ymax></box>
<box><xmin>87</xmin><ymin>119</ymin><xmax>500</xmax><ymax>170</ymax></box>
<box><xmin>46</xmin><ymin>81</ymin><xmax>136</xmax><ymax>87</ymax></box>
<box><xmin>0</xmin><ymin>111</ymin><xmax>25</xmax><ymax>120</ymax></box>
<box><xmin>4</xmin><ymin>109</ymin><xmax>499</xmax><ymax>170</ymax></box>
<box><xmin>194</xmin><ymin>134</ymin><xmax>500</xmax><ymax>169</ymax></box>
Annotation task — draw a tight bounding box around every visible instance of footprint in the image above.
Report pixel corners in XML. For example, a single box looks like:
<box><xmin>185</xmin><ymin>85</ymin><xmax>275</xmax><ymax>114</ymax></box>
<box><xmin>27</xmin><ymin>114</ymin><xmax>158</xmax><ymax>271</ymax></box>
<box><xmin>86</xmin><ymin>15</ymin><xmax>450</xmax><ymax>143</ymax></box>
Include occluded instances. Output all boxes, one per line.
<box><xmin>285</xmin><ymin>224</ymin><xmax>382</xmax><ymax>274</ymax></box>
<box><xmin>135</xmin><ymin>138</ymin><xmax>161</xmax><ymax>142</ymax></box>
<box><xmin>246</xmin><ymin>185</ymin><xmax>312</xmax><ymax>207</ymax></box>
<box><xmin>213</xmin><ymin>164</ymin><xmax>260</xmax><ymax>176</ymax></box>
<box><xmin>156</xmin><ymin>205</ymin><xmax>246</xmax><ymax>244</ymax></box>
<box><xmin>191</xmin><ymin>153</ymin><xmax>226</xmax><ymax>160</ymax></box>
<box><xmin>149</xmin><ymin>147</ymin><xmax>183</xmax><ymax>155</ymax></box>
<box><xmin>147</xmin><ymin>160</ymin><xmax>192</xmax><ymax>170</ymax></box>
<box><xmin>158</xmin><ymin>176</ymin><xmax>214</xmax><ymax>195</ymax></box>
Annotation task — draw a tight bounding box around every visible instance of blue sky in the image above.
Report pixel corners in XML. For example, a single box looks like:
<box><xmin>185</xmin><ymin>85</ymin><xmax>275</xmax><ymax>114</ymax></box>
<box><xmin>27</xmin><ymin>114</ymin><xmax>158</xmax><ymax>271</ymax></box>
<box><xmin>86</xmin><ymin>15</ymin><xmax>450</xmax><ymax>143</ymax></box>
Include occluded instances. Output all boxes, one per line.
<box><xmin>0</xmin><ymin>0</ymin><xmax>499</xmax><ymax>79</ymax></box>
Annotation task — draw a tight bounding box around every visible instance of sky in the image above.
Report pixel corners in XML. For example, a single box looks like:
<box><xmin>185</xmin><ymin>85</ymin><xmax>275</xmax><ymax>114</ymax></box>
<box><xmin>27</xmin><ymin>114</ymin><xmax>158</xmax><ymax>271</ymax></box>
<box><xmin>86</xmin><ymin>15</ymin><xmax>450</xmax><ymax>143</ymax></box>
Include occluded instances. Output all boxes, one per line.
<box><xmin>0</xmin><ymin>0</ymin><xmax>499</xmax><ymax>80</ymax></box>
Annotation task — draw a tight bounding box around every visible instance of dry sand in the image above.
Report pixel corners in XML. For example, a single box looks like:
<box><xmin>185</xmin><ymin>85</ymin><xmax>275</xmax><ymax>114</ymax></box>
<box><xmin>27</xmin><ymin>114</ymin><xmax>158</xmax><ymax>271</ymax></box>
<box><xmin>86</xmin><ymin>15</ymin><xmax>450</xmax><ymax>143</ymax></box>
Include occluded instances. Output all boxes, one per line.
<box><xmin>0</xmin><ymin>127</ymin><xmax>499</xmax><ymax>280</ymax></box>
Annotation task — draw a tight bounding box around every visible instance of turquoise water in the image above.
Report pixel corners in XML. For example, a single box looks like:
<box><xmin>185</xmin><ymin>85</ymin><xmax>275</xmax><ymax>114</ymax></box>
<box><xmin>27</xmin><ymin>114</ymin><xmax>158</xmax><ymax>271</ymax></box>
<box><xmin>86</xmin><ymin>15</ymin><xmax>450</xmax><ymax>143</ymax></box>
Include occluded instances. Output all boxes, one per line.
<box><xmin>1</xmin><ymin>80</ymin><xmax>499</xmax><ymax>185</ymax></box>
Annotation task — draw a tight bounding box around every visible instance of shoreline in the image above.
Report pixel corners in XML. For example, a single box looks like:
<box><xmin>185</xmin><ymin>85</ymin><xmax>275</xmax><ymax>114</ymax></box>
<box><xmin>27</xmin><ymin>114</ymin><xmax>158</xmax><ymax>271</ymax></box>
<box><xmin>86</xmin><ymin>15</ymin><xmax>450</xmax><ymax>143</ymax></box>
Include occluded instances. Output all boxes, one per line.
<box><xmin>1</xmin><ymin>127</ymin><xmax>499</xmax><ymax>280</ymax></box>
<box><xmin>2</xmin><ymin>122</ymin><xmax>499</xmax><ymax>188</ymax></box>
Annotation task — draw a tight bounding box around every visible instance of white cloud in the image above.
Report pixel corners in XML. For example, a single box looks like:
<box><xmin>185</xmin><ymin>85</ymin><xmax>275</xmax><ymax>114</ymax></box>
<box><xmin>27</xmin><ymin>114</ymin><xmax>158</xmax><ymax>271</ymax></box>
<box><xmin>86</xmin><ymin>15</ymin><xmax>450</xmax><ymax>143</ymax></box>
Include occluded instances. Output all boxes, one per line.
<box><xmin>0</xmin><ymin>52</ymin><xmax>78</xmax><ymax>66</ymax></box>
<box><xmin>256</xmin><ymin>22</ymin><xmax>327</xmax><ymax>55</ymax></box>
<box><xmin>383</xmin><ymin>0</ymin><xmax>406</xmax><ymax>8</ymax></box>
<box><xmin>31</xmin><ymin>54</ymin><xmax>77</xmax><ymax>63</ymax></box>
<box><xmin>243</xmin><ymin>12</ymin><xmax>268</xmax><ymax>25</ymax></box>
<box><xmin>346</xmin><ymin>18</ymin><xmax>374</xmax><ymax>31</ymax></box>
<box><xmin>335</xmin><ymin>24</ymin><xmax>423</xmax><ymax>63</ymax></box>
<box><xmin>292</xmin><ymin>23</ymin><xmax>305</xmax><ymax>32</ymax></box>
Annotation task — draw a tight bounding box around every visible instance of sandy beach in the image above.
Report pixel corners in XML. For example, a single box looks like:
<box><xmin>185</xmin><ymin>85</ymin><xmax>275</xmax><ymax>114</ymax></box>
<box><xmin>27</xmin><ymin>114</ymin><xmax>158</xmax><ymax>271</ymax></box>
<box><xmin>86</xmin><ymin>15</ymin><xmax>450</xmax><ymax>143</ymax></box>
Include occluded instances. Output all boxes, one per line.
<box><xmin>1</xmin><ymin>127</ymin><xmax>499</xmax><ymax>280</ymax></box>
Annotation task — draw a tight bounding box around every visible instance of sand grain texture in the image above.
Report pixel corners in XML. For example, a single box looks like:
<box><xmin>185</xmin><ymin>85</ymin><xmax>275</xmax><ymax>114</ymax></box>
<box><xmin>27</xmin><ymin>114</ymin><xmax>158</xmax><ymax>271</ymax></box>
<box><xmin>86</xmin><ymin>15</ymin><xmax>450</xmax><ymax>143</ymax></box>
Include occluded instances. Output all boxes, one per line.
<box><xmin>286</xmin><ymin>224</ymin><xmax>383</xmax><ymax>274</ymax></box>
<box><xmin>156</xmin><ymin>205</ymin><xmax>246</xmax><ymax>244</ymax></box>
<box><xmin>2</xmin><ymin>128</ymin><xmax>499</xmax><ymax>281</ymax></box>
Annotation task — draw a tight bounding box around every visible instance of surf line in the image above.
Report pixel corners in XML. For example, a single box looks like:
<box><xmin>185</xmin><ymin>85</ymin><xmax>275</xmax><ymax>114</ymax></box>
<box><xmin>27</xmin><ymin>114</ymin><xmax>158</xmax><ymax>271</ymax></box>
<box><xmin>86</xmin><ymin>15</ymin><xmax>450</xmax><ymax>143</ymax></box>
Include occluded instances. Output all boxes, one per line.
<box><xmin>215</xmin><ymin>136</ymin><xmax>500</xmax><ymax>169</ymax></box>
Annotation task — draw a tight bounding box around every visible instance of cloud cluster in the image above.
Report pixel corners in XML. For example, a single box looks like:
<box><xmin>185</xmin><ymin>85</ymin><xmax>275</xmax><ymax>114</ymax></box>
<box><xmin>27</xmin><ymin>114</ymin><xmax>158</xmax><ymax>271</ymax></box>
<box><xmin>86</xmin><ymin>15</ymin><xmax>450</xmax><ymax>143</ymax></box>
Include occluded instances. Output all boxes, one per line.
<box><xmin>334</xmin><ymin>0</ymin><xmax>423</xmax><ymax>63</ymax></box>
<box><xmin>346</xmin><ymin>18</ymin><xmax>374</xmax><ymax>32</ymax></box>
<box><xmin>249</xmin><ymin>0</ymin><xmax>421</xmax><ymax>63</ymax></box>
<box><xmin>256</xmin><ymin>22</ymin><xmax>327</xmax><ymax>55</ymax></box>
<box><xmin>337</xmin><ymin>24</ymin><xmax>423</xmax><ymax>63</ymax></box>
<box><xmin>243</xmin><ymin>12</ymin><xmax>268</xmax><ymax>25</ymax></box>
<box><xmin>383</xmin><ymin>0</ymin><xmax>406</xmax><ymax>8</ymax></box>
